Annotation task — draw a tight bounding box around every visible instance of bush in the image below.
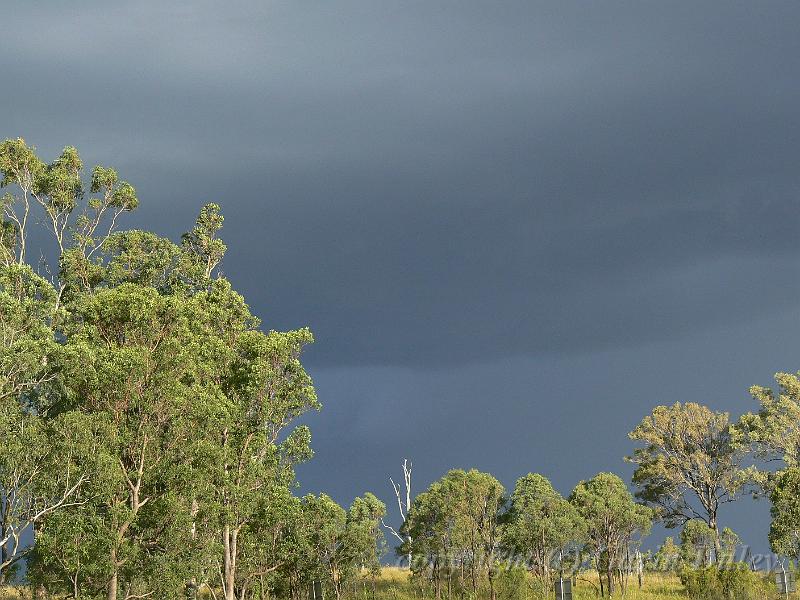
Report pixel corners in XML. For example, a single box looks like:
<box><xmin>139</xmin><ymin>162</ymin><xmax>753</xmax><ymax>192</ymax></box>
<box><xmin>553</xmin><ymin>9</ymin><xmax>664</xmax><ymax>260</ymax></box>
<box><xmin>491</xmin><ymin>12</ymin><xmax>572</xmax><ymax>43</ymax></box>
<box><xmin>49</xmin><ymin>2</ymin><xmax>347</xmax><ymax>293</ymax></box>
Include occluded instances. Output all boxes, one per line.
<box><xmin>494</xmin><ymin>565</ymin><xmax>528</xmax><ymax>600</ymax></box>
<box><xmin>680</xmin><ymin>564</ymin><xmax>770</xmax><ymax>600</ymax></box>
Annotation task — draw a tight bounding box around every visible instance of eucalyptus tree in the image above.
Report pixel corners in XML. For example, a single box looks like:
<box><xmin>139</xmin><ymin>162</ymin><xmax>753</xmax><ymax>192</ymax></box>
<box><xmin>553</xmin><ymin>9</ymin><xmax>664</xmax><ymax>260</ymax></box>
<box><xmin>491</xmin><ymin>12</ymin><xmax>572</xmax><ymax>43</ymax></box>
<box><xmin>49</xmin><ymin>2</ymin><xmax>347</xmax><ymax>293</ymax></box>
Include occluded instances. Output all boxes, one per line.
<box><xmin>739</xmin><ymin>372</ymin><xmax>800</xmax><ymax>491</ymax></box>
<box><xmin>569</xmin><ymin>473</ymin><xmax>651</xmax><ymax>597</ymax></box>
<box><xmin>303</xmin><ymin>494</ymin><xmax>348</xmax><ymax>600</ymax></box>
<box><xmin>294</xmin><ymin>492</ymin><xmax>386</xmax><ymax>600</ymax></box>
<box><xmin>401</xmin><ymin>479</ymin><xmax>451</xmax><ymax>599</ymax></box>
<box><xmin>0</xmin><ymin>139</ymin><xmax>328</xmax><ymax>600</ymax></box>
<box><xmin>215</xmin><ymin>322</ymin><xmax>318</xmax><ymax>600</ymax></box>
<box><xmin>0</xmin><ymin>138</ymin><xmax>138</xmax><ymax>277</ymax></box>
<box><xmin>652</xmin><ymin>537</ymin><xmax>680</xmax><ymax>572</ymax></box>
<box><xmin>55</xmin><ymin>283</ymin><xmax>206</xmax><ymax>599</ymax></box>
<box><xmin>504</xmin><ymin>473</ymin><xmax>585</xmax><ymax>582</ymax></box>
<box><xmin>59</xmin><ymin>216</ymin><xmax>317</xmax><ymax>600</ymax></box>
<box><xmin>226</xmin><ymin>486</ymin><xmax>304</xmax><ymax>600</ymax></box>
<box><xmin>767</xmin><ymin>467</ymin><xmax>800</xmax><ymax>562</ymax></box>
<box><xmin>343</xmin><ymin>493</ymin><xmax>387</xmax><ymax>586</ymax></box>
<box><xmin>627</xmin><ymin>402</ymin><xmax>748</xmax><ymax>554</ymax></box>
<box><xmin>55</xmin><ymin>206</ymin><xmax>316</xmax><ymax>600</ymax></box>
<box><xmin>0</xmin><ymin>259</ymin><xmax>96</xmax><ymax>583</ymax></box>
<box><xmin>403</xmin><ymin>469</ymin><xmax>504</xmax><ymax>600</ymax></box>
<box><xmin>679</xmin><ymin>520</ymin><xmax>716</xmax><ymax>567</ymax></box>
<box><xmin>0</xmin><ymin>138</ymin><xmax>148</xmax><ymax>595</ymax></box>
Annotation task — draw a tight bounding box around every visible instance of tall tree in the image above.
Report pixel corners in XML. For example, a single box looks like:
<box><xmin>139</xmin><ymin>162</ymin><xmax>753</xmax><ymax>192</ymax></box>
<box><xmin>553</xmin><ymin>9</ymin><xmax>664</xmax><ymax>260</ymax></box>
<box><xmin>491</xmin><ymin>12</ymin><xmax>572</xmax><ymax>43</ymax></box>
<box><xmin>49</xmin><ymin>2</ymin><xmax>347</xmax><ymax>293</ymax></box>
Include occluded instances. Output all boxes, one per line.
<box><xmin>0</xmin><ymin>256</ymin><xmax>93</xmax><ymax>584</ymax></box>
<box><xmin>57</xmin><ymin>284</ymin><xmax>204</xmax><ymax>600</ymax></box>
<box><xmin>627</xmin><ymin>402</ymin><xmax>748</xmax><ymax>554</ymax></box>
<box><xmin>214</xmin><ymin>320</ymin><xmax>318</xmax><ymax>600</ymax></box>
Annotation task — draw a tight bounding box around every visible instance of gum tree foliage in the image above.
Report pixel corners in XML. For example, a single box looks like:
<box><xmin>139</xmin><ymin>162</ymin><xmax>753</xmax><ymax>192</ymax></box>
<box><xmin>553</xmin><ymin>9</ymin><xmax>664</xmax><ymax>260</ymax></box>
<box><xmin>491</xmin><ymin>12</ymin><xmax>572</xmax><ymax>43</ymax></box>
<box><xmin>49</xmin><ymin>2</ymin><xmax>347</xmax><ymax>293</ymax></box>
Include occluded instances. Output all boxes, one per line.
<box><xmin>297</xmin><ymin>493</ymin><xmax>386</xmax><ymax>600</ymax></box>
<box><xmin>0</xmin><ymin>138</ymin><xmax>137</xmax><ymax>275</ymax></box>
<box><xmin>679</xmin><ymin>520</ymin><xmax>717</xmax><ymax>568</ymax></box>
<box><xmin>768</xmin><ymin>467</ymin><xmax>800</xmax><ymax>562</ymax></box>
<box><xmin>0</xmin><ymin>221</ymin><xmax>105</xmax><ymax>584</ymax></box>
<box><xmin>343</xmin><ymin>493</ymin><xmax>387</xmax><ymax>580</ymax></box>
<box><xmin>651</xmin><ymin>537</ymin><xmax>680</xmax><ymax>572</ymax></box>
<box><xmin>627</xmin><ymin>402</ymin><xmax>748</xmax><ymax>548</ymax></box>
<box><xmin>738</xmin><ymin>372</ymin><xmax>800</xmax><ymax>490</ymax></box>
<box><xmin>215</xmin><ymin>319</ymin><xmax>318</xmax><ymax>600</ymax></box>
<box><xmin>402</xmin><ymin>470</ymin><xmax>505</xmax><ymax>600</ymax></box>
<box><xmin>503</xmin><ymin>473</ymin><xmax>585</xmax><ymax>581</ymax></box>
<box><xmin>55</xmin><ymin>283</ymin><xmax>211</xmax><ymax>600</ymax></box>
<box><xmin>569</xmin><ymin>473</ymin><xmax>652</xmax><ymax>598</ymax></box>
<box><xmin>0</xmin><ymin>139</ymin><xmax>332</xmax><ymax>600</ymax></box>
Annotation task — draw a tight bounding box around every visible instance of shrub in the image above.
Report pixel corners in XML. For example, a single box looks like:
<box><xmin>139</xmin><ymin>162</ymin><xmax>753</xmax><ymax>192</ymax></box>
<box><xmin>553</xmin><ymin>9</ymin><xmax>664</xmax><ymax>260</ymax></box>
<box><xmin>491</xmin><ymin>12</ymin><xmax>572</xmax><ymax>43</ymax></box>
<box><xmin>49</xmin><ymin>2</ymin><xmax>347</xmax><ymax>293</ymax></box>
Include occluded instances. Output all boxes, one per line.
<box><xmin>680</xmin><ymin>564</ymin><xmax>770</xmax><ymax>600</ymax></box>
<box><xmin>494</xmin><ymin>565</ymin><xmax>528</xmax><ymax>600</ymax></box>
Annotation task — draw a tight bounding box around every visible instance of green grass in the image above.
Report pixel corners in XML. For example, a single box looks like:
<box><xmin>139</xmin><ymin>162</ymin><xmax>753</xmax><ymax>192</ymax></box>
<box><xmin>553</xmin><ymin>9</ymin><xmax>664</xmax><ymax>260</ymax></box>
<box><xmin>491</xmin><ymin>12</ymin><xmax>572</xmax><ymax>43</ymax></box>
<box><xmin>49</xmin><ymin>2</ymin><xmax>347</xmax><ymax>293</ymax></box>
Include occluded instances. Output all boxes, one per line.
<box><xmin>368</xmin><ymin>568</ymin><xmax>686</xmax><ymax>600</ymax></box>
<box><xmin>367</xmin><ymin>567</ymin><xmax>783</xmax><ymax>600</ymax></box>
<box><xmin>0</xmin><ymin>568</ymin><xmax>789</xmax><ymax>599</ymax></box>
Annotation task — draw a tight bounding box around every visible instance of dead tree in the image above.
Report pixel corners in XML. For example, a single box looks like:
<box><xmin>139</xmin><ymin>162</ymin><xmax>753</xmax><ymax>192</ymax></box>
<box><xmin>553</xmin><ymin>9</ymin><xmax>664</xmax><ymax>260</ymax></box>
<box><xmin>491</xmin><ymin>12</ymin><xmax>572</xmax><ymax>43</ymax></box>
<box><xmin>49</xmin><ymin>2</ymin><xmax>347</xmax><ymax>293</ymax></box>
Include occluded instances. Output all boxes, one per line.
<box><xmin>382</xmin><ymin>459</ymin><xmax>413</xmax><ymax>567</ymax></box>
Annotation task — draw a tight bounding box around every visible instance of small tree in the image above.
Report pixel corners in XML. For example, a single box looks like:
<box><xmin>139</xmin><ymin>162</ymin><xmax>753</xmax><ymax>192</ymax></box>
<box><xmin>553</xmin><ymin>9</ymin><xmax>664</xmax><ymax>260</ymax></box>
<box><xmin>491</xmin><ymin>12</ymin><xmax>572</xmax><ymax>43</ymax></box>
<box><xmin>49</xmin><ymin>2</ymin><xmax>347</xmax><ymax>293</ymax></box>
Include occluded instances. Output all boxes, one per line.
<box><xmin>403</xmin><ymin>469</ymin><xmax>505</xmax><ymax>600</ymax></box>
<box><xmin>304</xmin><ymin>494</ymin><xmax>348</xmax><ymax>600</ymax></box>
<box><xmin>570</xmin><ymin>473</ymin><xmax>651</xmax><ymax>597</ymax></box>
<box><xmin>680</xmin><ymin>520</ymin><xmax>716</xmax><ymax>567</ymax></box>
<box><xmin>652</xmin><ymin>537</ymin><xmax>681</xmax><ymax>572</ymax></box>
<box><xmin>768</xmin><ymin>467</ymin><xmax>800</xmax><ymax>562</ymax></box>
<box><xmin>504</xmin><ymin>473</ymin><xmax>584</xmax><ymax>583</ymax></box>
<box><xmin>344</xmin><ymin>493</ymin><xmax>387</xmax><ymax>596</ymax></box>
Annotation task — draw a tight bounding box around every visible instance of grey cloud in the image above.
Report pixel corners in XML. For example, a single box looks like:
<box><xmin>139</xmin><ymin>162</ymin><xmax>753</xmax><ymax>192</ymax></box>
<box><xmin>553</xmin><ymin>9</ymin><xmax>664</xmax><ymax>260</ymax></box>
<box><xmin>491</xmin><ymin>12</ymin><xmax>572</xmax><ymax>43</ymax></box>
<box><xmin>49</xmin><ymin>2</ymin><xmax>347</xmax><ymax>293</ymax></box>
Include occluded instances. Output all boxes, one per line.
<box><xmin>4</xmin><ymin>0</ymin><xmax>800</xmax><ymax>552</ymax></box>
<box><xmin>4</xmin><ymin>1</ymin><xmax>800</xmax><ymax>367</ymax></box>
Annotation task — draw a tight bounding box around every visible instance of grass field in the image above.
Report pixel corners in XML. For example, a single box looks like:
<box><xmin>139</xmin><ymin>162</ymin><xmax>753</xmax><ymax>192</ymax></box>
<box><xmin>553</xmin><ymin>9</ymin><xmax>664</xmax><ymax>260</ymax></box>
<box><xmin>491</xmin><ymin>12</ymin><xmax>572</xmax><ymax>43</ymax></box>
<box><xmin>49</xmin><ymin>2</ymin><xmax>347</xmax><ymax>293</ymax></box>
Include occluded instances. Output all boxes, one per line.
<box><xmin>376</xmin><ymin>567</ymin><xmax>685</xmax><ymax>598</ymax></box>
<box><xmin>0</xmin><ymin>568</ymin><xmax>787</xmax><ymax>599</ymax></box>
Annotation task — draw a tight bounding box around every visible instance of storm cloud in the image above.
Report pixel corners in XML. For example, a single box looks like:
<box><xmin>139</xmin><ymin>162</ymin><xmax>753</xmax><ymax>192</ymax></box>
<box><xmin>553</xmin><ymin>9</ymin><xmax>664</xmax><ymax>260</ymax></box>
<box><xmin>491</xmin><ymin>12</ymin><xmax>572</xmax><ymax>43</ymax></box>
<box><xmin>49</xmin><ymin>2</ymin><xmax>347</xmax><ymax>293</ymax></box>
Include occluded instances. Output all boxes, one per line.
<box><xmin>4</xmin><ymin>1</ymin><xmax>800</xmax><ymax>551</ymax></box>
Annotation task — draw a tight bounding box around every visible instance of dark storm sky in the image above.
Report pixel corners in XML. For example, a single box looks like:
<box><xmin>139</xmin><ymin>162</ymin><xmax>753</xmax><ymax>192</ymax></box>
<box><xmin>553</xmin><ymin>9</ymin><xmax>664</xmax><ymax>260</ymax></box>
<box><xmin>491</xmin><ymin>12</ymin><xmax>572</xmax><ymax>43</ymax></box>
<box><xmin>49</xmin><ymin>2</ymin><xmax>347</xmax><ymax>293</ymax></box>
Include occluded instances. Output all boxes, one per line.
<box><xmin>4</xmin><ymin>1</ymin><xmax>800</xmax><ymax>553</ymax></box>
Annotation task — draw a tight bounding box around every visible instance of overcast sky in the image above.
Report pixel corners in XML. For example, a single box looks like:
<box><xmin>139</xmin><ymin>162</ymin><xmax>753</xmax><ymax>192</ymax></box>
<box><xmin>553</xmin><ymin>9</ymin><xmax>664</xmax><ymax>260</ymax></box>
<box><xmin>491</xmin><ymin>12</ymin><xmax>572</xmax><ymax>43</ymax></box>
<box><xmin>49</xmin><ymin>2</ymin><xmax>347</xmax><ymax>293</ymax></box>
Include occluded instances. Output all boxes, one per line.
<box><xmin>4</xmin><ymin>1</ymin><xmax>800</xmax><ymax>553</ymax></box>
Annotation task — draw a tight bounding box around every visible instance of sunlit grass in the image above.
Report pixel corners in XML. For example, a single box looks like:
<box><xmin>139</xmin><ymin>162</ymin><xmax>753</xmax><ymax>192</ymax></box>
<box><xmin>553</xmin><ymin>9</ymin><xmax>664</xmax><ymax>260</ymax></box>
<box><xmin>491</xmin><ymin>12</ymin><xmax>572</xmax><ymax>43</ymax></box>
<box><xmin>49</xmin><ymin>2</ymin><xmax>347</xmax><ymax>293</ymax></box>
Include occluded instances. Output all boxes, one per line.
<box><xmin>372</xmin><ymin>567</ymin><xmax>689</xmax><ymax>599</ymax></box>
<box><xmin>0</xmin><ymin>568</ymin><xmax>786</xmax><ymax>599</ymax></box>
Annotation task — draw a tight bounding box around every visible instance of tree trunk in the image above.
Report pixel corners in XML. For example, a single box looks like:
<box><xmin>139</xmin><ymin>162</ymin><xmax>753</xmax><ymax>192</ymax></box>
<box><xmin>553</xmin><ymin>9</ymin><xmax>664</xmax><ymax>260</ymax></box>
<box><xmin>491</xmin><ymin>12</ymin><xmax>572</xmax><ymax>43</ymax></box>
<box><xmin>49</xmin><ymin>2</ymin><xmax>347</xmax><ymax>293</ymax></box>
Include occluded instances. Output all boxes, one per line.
<box><xmin>224</xmin><ymin>525</ymin><xmax>237</xmax><ymax>600</ymax></box>
<box><xmin>107</xmin><ymin>570</ymin><xmax>118</xmax><ymax>600</ymax></box>
<box><xmin>33</xmin><ymin>582</ymin><xmax>47</xmax><ymax>600</ymax></box>
<box><xmin>434</xmin><ymin>559</ymin><xmax>441</xmax><ymax>600</ymax></box>
<box><xmin>709</xmin><ymin>515</ymin><xmax>722</xmax><ymax>564</ymax></box>
<box><xmin>30</xmin><ymin>520</ymin><xmax>46</xmax><ymax>600</ymax></box>
<box><xmin>186</xmin><ymin>498</ymin><xmax>200</xmax><ymax>600</ymax></box>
